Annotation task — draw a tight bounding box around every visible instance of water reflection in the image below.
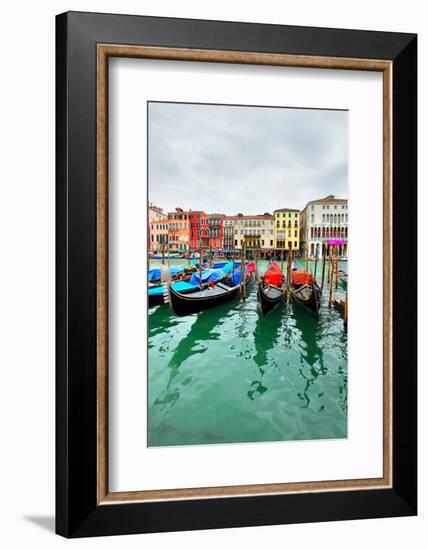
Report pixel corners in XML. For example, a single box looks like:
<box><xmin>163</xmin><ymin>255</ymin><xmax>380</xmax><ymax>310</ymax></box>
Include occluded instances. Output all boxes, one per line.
<box><xmin>150</xmin><ymin>304</ymin><xmax>231</xmax><ymax>415</ymax></box>
<box><xmin>293</xmin><ymin>302</ymin><xmax>327</xmax><ymax>409</ymax></box>
<box><xmin>148</xmin><ymin>304</ymin><xmax>180</xmax><ymax>345</ymax></box>
<box><xmin>249</xmin><ymin>307</ymin><xmax>283</xmax><ymax>400</ymax></box>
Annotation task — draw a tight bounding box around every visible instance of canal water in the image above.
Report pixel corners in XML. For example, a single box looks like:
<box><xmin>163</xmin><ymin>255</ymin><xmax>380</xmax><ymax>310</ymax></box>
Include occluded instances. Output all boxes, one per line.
<box><xmin>148</xmin><ymin>259</ymin><xmax>348</xmax><ymax>447</ymax></box>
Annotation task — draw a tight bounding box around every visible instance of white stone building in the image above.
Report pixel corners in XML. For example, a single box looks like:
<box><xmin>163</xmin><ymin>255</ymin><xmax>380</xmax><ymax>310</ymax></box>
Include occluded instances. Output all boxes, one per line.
<box><xmin>300</xmin><ymin>195</ymin><xmax>348</xmax><ymax>258</ymax></box>
<box><xmin>224</xmin><ymin>215</ymin><xmax>275</xmax><ymax>253</ymax></box>
<box><xmin>148</xmin><ymin>202</ymin><xmax>167</xmax><ymax>222</ymax></box>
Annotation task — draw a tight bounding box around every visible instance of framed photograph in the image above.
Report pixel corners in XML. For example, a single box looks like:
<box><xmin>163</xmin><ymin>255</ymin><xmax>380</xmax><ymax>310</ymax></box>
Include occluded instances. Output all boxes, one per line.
<box><xmin>56</xmin><ymin>11</ymin><xmax>417</xmax><ymax>537</ymax></box>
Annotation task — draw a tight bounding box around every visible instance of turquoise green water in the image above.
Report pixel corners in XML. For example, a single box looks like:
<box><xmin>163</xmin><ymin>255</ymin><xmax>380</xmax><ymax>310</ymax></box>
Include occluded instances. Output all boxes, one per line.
<box><xmin>148</xmin><ymin>259</ymin><xmax>348</xmax><ymax>447</ymax></box>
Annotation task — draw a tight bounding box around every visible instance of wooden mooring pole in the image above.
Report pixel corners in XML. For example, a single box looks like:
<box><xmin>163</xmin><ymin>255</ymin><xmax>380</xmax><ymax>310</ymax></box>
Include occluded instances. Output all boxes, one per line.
<box><xmin>335</xmin><ymin>248</ymin><xmax>339</xmax><ymax>289</ymax></box>
<box><xmin>199</xmin><ymin>240</ymin><xmax>203</xmax><ymax>289</ymax></box>
<box><xmin>329</xmin><ymin>248</ymin><xmax>334</xmax><ymax>306</ymax></box>
<box><xmin>286</xmin><ymin>244</ymin><xmax>292</xmax><ymax>302</ymax></box>
<box><xmin>321</xmin><ymin>246</ymin><xmax>326</xmax><ymax>290</ymax></box>
<box><xmin>243</xmin><ymin>241</ymin><xmax>247</xmax><ymax>299</ymax></box>
<box><xmin>240</xmin><ymin>244</ymin><xmax>244</xmax><ymax>297</ymax></box>
<box><xmin>314</xmin><ymin>247</ymin><xmax>318</xmax><ymax>279</ymax></box>
<box><xmin>344</xmin><ymin>290</ymin><xmax>348</xmax><ymax>331</ymax></box>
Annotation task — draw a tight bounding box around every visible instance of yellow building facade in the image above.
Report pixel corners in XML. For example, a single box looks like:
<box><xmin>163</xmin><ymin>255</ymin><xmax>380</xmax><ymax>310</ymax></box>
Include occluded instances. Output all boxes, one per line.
<box><xmin>273</xmin><ymin>208</ymin><xmax>300</xmax><ymax>253</ymax></box>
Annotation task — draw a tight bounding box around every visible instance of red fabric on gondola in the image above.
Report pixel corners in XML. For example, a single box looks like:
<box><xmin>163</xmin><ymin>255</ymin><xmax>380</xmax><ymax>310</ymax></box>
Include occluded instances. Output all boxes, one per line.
<box><xmin>291</xmin><ymin>270</ymin><xmax>315</xmax><ymax>286</ymax></box>
<box><xmin>264</xmin><ymin>262</ymin><xmax>283</xmax><ymax>286</ymax></box>
<box><xmin>247</xmin><ymin>262</ymin><xmax>256</xmax><ymax>273</ymax></box>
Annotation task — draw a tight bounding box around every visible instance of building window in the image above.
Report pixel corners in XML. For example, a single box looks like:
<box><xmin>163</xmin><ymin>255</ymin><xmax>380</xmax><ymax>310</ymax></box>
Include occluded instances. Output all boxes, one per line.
<box><xmin>311</xmin><ymin>214</ymin><xmax>314</xmax><ymax>222</ymax></box>
<box><xmin>294</xmin><ymin>241</ymin><xmax>297</xmax><ymax>248</ymax></box>
<box><xmin>294</xmin><ymin>230</ymin><xmax>297</xmax><ymax>237</ymax></box>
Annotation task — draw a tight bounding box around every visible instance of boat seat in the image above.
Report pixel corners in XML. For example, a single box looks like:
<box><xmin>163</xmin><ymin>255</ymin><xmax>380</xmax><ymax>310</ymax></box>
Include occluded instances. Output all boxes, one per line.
<box><xmin>216</xmin><ymin>282</ymin><xmax>232</xmax><ymax>291</ymax></box>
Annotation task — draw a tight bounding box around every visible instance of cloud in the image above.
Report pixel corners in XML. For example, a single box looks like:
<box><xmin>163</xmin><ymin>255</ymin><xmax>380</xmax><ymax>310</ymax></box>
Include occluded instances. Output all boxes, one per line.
<box><xmin>148</xmin><ymin>102</ymin><xmax>348</xmax><ymax>215</ymax></box>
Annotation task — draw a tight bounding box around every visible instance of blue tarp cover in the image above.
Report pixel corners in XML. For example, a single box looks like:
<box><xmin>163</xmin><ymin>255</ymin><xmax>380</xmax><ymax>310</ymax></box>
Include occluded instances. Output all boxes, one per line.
<box><xmin>189</xmin><ymin>261</ymin><xmax>233</xmax><ymax>286</ymax></box>
<box><xmin>148</xmin><ymin>264</ymin><xmax>186</xmax><ymax>282</ymax></box>
<box><xmin>148</xmin><ymin>280</ymin><xmax>195</xmax><ymax>295</ymax></box>
<box><xmin>230</xmin><ymin>267</ymin><xmax>250</xmax><ymax>286</ymax></box>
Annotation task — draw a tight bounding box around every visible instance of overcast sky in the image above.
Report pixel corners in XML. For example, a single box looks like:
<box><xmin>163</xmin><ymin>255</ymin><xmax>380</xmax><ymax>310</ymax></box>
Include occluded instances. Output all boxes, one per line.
<box><xmin>148</xmin><ymin>102</ymin><xmax>348</xmax><ymax>215</ymax></box>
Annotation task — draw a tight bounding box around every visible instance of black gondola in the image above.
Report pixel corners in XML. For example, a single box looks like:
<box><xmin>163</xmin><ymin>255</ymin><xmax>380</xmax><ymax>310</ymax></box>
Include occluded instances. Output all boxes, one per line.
<box><xmin>257</xmin><ymin>283</ymin><xmax>284</xmax><ymax>316</ymax></box>
<box><xmin>168</xmin><ymin>280</ymin><xmax>240</xmax><ymax>316</ymax></box>
<box><xmin>256</xmin><ymin>261</ymin><xmax>284</xmax><ymax>316</ymax></box>
<box><xmin>291</xmin><ymin>278</ymin><xmax>322</xmax><ymax>317</ymax></box>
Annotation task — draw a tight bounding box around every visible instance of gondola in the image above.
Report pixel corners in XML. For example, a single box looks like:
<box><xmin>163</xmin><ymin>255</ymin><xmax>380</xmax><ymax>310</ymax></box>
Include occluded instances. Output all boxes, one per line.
<box><xmin>169</xmin><ymin>279</ymin><xmax>241</xmax><ymax>316</ymax></box>
<box><xmin>169</xmin><ymin>266</ymin><xmax>254</xmax><ymax>317</ymax></box>
<box><xmin>257</xmin><ymin>261</ymin><xmax>284</xmax><ymax>316</ymax></box>
<box><xmin>290</xmin><ymin>269</ymin><xmax>322</xmax><ymax>317</ymax></box>
<box><xmin>148</xmin><ymin>280</ymin><xmax>197</xmax><ymax>308</ymax></box>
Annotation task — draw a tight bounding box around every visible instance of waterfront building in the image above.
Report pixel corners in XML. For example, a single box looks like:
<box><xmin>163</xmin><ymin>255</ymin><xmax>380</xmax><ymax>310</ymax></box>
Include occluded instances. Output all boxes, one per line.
<box><xmin>148</xmin><ymin>202</ymin><xmax>167</xmax><ymax>222</ymax></box>
<box><xmin>189</xmin><ymin>211</ymin><xmax>225</xmax><ymax>252</ymax></box>
<box><xmin>150</xmin><ymin>219</ymin><xmax>169</xmax><ymax>252</ymax></box>
<box><xmin>300</xmin><ymin>195</ymin><xmax>348</xmax><ymax>258</ymax></box>
<box><xmin>223</xmin><ymin>223</ymin><xmax>235</xmax><ymax>251</ymax></box>
<box><xmin>167</xmin><ymin>208</ymin><xmax>192</xmax><ymax>253</ymax></box>
<box><xmin>189</xmin><ymin>211</ymin><xmax>205</xmax><ymax>251</ymax></box>
<box><xmin>224</xmin><ymin>214</ymin><xmax>274</xmax><ymax>254</ymax></box>
<box><xmin>148</xmin><ymin>203</ymin><xmax>168</xmax><ymax>251</ymax></box>
<box><xmin>207</xmin><ymin>213</ymin><xmax>225</xmax><ymax>251</ymax></box>
<box><xmin>273</xmin><ymin>208</ymin><xmax>300</xmax><ymax>254</ymax></box>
